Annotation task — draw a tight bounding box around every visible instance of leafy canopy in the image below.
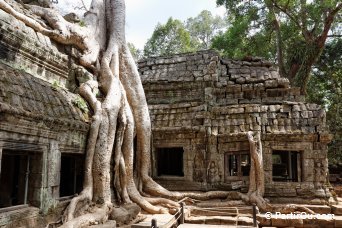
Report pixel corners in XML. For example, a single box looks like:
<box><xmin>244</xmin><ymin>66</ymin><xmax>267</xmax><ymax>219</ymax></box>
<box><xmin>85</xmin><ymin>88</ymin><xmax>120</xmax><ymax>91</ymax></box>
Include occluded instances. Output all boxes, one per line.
<box><xmin>143</xmin><ymin>11</ymin><xmax>227</xmax><ymax>58</ymax></box>
<box><xmin>127</xmin><ymin>42</ymin><xmax>143</xmax><ymax>61</ymax></box>
<box><xmin>215</xmin><ymin>0</ymin><xmax>341</xmax><ymax>94</ymax></box>
<box><xmin>143</xmin><ymin>18</ymin><xmax>197</xmax><ymax>57</ymax></box>
<box><xmin>307</xmin><ymin>39</ymin><xmax>342</xmax><ymax>166</ymax></box>
<box><xmin>186</xmin><ymin>10</ymin><xmax>226</xmax><ymax>50</ymax></box>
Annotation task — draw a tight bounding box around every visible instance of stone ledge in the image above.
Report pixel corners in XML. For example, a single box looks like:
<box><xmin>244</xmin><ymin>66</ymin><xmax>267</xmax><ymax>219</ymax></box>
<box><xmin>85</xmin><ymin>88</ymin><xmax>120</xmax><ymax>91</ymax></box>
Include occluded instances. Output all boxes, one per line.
<box><xmin>0</xmin><ymin>206</ymin><xmax>39</xmax><ymax>227</ymax></box>
<box><xmin>332</xmin><ymin>204</ymin><xmax>342</xmax><ymax>215</ymax></box>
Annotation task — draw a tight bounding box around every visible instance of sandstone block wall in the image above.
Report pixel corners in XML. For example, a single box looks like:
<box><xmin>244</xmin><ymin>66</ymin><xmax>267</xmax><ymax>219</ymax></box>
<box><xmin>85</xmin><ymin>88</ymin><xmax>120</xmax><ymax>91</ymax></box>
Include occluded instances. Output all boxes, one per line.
<box><xmin>139</xmin><ymin>50</ymin><xmax>331</xmax><ymax>200</ymax></box>
<box><xmin>0</xmin><ymin>5</ymin><xmax>89</xmax><ymax>226</ymax></box>
<box><xmin>0</xmin><ymin>8</ymin><xmax>69</xmax><ymax>86</ymax></box>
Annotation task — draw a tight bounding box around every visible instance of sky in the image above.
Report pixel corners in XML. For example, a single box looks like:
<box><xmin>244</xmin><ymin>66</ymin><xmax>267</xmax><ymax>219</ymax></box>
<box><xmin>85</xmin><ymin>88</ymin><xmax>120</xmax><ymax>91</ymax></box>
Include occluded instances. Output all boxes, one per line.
<box><xmin>125</xmin><ymin>0</ymin><xmax>226</xmax><ymax>49</ymax></box>
<box><xmin>56</xmin><ymin>0</ymin><xmax>226</xmax><ymax>49</ymax></box>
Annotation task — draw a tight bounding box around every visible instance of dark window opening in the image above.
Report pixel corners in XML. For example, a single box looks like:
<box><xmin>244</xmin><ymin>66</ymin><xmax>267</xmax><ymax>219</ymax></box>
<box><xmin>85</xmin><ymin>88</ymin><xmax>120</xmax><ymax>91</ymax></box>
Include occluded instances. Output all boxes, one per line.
<box><xmin>60</xmin><ymin>155</ymin><xmax>84</xmax><ymax>197</ymax></box>
<box><xmin>157</xmin><ymin>147</ymin><xmax>184</xmax><ymax>176</ymax></box>
<box><xmin>225</xmin><ymin>152</ymin><xmax>250</xmax><ymax>179</ymax></box>
<box><xmin>241</xmin><ymin>154</ymin><xmax>250</xmax><ymax>176</ymax></box>
<box><xmin>272</xmin><ymin>150</ymin><xmax>301</xmax><ymax>182</ymax></box>
<box><xmin>0</xmin><ymin>150</ymin><xmax>41</xmax><ymax>208</ymax></box>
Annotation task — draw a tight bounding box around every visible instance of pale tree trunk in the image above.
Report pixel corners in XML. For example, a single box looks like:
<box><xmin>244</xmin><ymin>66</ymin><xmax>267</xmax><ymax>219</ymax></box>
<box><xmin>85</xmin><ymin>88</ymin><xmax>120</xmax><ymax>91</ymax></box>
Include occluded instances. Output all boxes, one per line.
<box><xmin>244</xmin><ymin>131</ymin><xmax>315</xmax><ymax>214</ymax></box>
<box><xmin>244</xmin><ymin>131</ymin><xmax>267</xmax><ymax>210</ymax></box>
<box><xmin>0</xmin><ymin>1</ymin><xmax>316</xmax><ymax>226</ymax></box>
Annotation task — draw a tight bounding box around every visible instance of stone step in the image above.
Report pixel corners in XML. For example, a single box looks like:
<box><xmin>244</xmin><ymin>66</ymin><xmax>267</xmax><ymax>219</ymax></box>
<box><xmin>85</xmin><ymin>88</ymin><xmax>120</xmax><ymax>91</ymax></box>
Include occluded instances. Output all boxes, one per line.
<box><xmin>130</xmin><ymin>213</ymin><xmax>342</xmax><ymax>228</ymax></box>
<box><xmin>179</xmin><ymin>224</ymin><xmax>254</xmax><ymax>228</ymax></box>
<box><xmin>257</xmin><ymin>213</ymin><xmax>336</xmax><ymax>227</ymax></box>
<box><xmin>132</xmin><ymin>214</ymin><xmax>177</xmax><ymax>228</ymax></box>
<box><xmin>332</xmin><ymin>204</ymin><xmax>342</xmax><ymax>215</ymax></box>
<box><xmin>271</xmin><ymin>204</ymin><xmax>332</xmax><ymax>214</ymax></box>
<box><xmin>306</xmin><ymin>204</ymin><xmax>332</xmax><ymax>214</ymax></box>
<box><xmin>88</xmin><ymin>220</ymin><xmax>116</xmax><ymax>228</ymax></box>
<box><xmin>335</xmin><ymin>215</ymin><xmax>342</xmax><ymax>227</ymax></box>
<box><xmin>189</xmin><ymin>206</ymin><xmax>253</xmax><ymax>217</ymax></box>
<box><xmin>194</xmin><ymin>200</ymin><xmax>247</xmax><ymax>208</ymax></box>
<box><xmin>186</xmin><ymin>215</ymin><xmax>254</xmax><ymax>226</ymax></box>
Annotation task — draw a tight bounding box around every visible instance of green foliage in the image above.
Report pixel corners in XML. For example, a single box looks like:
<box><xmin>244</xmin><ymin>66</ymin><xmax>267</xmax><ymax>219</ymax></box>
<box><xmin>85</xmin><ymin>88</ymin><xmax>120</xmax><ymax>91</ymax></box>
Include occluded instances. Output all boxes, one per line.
<box><xmin>185</xmin><ymin>10</ymin><xmax>227</xmax><ymax>50</ymax></box>
<box><xmin>212</xmin><ymin>15</ymin><xmax>275</xmax><ymax>59</ymax></box>
<box><xmin>72</xmin><ymin>95</ymin><xmax>88</xmax><ymax>113</ymax></box>
<box><xmin>143</xmin><ymin>11</ymin><xmax>227</xmax><ymax>57</ymax></box>
<box><xmin>79</xmin><ymin>20</ymin><xmax>86</xmax><ymax>27</ymax></box>
<box><xmin>215</xmin><ymin>0</ymin><xmax>341</xmax><ymax>93</ymax></box>
<box><xmin>143</xmin><ymin>18</ymin><xmax>197</xmax><ymax>57</ymax></box>
<box><xmin>307</xmin><ymin>39</ymin><xmax>342</xmax><ymax>166</ymax></box>
<box><xmin>213</xmin><ymin>0</ymin><xmax>277</xmax><ymax>59</ymax></box>
<box><xmin>216</xmin><ymin>0</ymin><xmax>341</xmax><ymax>165</ymax></box>
<box><xmin>51</xmin><ymin>80</ymin><xmax>61</xmax><ymax>90</ymax></box>
<box><xmin>127</xmin><ymin>42</ymin><xmax>143</xmax><ymax>61</ymax></box>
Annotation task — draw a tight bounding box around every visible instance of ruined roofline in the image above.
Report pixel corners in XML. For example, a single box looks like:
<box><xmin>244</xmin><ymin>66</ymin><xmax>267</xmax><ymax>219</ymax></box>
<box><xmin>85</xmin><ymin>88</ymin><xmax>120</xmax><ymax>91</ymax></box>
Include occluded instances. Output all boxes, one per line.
<box><xmin>138</xmin><ymin>49</ymin><xmax>276</xmax><ymax>68</ymax></box>
<box><xmin>0</xmin><ymin>62</ymin><xmax>89</xmax><ymax>131</ymax></box>
<box><xmin>138</xmin><ymin>49</ymin><xmax>289</xmax><ymax>93</ymax></box>
<box><xmin>138</xmin><ymin>49</ymin><xmax>217</xmax><ymax>61</ymax></box>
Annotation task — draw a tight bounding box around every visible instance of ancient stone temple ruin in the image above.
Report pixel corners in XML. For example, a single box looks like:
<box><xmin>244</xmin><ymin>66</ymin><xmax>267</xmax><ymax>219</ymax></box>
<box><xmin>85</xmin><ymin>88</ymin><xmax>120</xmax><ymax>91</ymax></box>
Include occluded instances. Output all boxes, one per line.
<box><xmin>0</xmin><ymin>3</ymin><xmax>335</xmax><ymax>227</ymax></box>
<box><xmin>0</xmin><ymin>7</ymin><xmax>89</xmax><ymax>227</ymax></box>
<box><xmin>138</xmin><ymin>50</ymin><xmax>332</xmax><ymax>201</ymax></box>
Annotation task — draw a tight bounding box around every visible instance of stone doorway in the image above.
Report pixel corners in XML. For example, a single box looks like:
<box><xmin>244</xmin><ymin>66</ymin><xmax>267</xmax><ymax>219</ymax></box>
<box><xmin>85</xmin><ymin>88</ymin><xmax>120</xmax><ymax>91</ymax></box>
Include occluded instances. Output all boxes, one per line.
<box><xmin>224</xmin><ymin>152</ymin><xmax>250</xmax><ymax>182</ymax></box>
<box><xmin>156</xmin><ymin>147</ymin><xmax>184</xmax><ymax>177</ymax></box>
<box><xmin>0</xmin><ymin>150</ymin><xmax>42</xmax><ymax>209</ymax></box>
<box><xmin>59</xmin><ymin>154</ymin><xmax>84</xmax><ymax>198</ymax></box>
<box><xmin>272</xmin><ymin>150</ymin><xmax>301</xmax><ymax>182</ymax></box>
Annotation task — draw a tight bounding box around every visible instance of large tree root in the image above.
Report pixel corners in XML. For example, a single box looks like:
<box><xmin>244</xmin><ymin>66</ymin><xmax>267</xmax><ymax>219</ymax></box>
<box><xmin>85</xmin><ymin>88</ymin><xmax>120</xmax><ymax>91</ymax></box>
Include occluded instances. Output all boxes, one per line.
<box><xmin>195</xmin><ymin>200</ymin><xmax>245</xmax><ymax>208</ymax></box>
<box><xmin>172</xmin><ymin>131</ymin><xmax>316</xmax><ymax>215</ymax></box>
<box><xmin>2</xmin><ymin>0</ymin><xmax>249</xmax><ymax>218</ymax></box>
<box><xmin>240</xmin><ymin>131</ymin><xmax>314</xmax><ymax>214</ymax></box>
<box><xmin>60</xmin><ymin>204</ymin><xmax>111</xmax><ymax>228</ymax></box>
<box><xmin>62</xmin><ymin>81</ymin><xmax>101</xmax><ymax>222</ymax></box>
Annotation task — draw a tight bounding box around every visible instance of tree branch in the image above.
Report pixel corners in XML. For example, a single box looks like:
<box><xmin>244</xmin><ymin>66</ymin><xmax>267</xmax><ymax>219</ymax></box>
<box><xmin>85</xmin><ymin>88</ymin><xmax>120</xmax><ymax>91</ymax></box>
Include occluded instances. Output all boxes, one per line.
<box><xmin>266</xmin><ymin>1</ymin><xmax>286</xmax><ymax>77</ymax></box>
<box><xmin>317</xmin><ymin>3</ymin><xmax>342</xmax><ymax>47</ymax></box>
<box><xmin>299</xmin><ymin>0</ymin><xmax>313</xmax><ymax>41</ymax></box>
<box><xmin>327</xmin><ymin>34</ymin><xmax>342</xmax><ymax>38</ymax></box>
<box><xmin>79</xmin><ymin>0</ymin><xmax>89</xmax><ymax>11</ymax></box>
<box><xmin>0</xmin><ymin>1</ymin><xmax>89</xmax><ymax>50</ymax></box>
<box><xmin>271</xmin><ymin>0</ymin><xmax>302</xmax><ymax>29</ymax></box>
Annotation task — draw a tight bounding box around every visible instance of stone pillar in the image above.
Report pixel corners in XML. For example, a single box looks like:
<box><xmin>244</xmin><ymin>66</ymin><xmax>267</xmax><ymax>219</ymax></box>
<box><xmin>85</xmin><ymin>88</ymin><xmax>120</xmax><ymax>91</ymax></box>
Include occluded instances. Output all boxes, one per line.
<box><xmin>0</xmin><ymin>147</ymin><xmax>2</xmax><ymax>177</ymax></box>
<box><xmin>48</xmin><ymin>141</ymin><xmax>61</xmax><ymax>196</ymax></box>
<box><xmin>41</xmin><ymin>141</ymin><xmax>60</xmax><ymax>213</ymax></box>
<box><xmin>39</xmin><ymin>145</ymin><xmax>49</xmax><ymax>213</ymax></box>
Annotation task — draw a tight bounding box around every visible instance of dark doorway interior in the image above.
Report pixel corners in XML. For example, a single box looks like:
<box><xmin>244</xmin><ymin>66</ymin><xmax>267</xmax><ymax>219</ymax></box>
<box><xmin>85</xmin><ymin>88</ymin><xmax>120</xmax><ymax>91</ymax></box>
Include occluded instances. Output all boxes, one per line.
<box><xmin>157</xmin><ymin>147</ymin><xmax>184</xmax><ymax>176</ymax></box>
<box><xmin>272</xmin><ymin>150</ymin><xmax>301</xmax><ymax>182</ymax></box>
<box><xmin>225</xmin><ymin>153</ymin><xmax>251</xmax><ymax>177</ymax></box>
<box><xmin>60</xmin><ymin>155</ymin><xmax>84</xmax><ymax>197</ymax></box>
<box><xmin>225</xmin><ymin>152</ymin><xmax>250</xmax><ymax>180</ymax></box>
<box><xmin>0</xmin><ymin>153</ymin><xmax>28</xmax><ymax>208</ymax></box>
<box><xmin>0</xmin><ymin>150</ymin><xmax>41</xmax><ymax>208</ymax></box>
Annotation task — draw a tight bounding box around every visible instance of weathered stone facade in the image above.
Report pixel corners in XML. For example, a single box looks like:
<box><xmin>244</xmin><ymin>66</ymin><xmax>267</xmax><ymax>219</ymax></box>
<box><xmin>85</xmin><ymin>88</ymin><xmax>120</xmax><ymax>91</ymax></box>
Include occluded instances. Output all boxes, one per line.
<box><xmin>139</xmin><ymin>50</ymin><xmax>332</xmax><ymax>202</ymax></box>
<box><xmin>0</xmin><ymin>6</ymin><xmax>88</xmax><ymax>227</ymax></box>
<box><xmin>0</xmin><ymin>1</ymin><xmax>334</xmax><ymax>227</ymax></box>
